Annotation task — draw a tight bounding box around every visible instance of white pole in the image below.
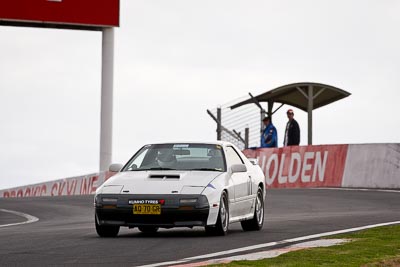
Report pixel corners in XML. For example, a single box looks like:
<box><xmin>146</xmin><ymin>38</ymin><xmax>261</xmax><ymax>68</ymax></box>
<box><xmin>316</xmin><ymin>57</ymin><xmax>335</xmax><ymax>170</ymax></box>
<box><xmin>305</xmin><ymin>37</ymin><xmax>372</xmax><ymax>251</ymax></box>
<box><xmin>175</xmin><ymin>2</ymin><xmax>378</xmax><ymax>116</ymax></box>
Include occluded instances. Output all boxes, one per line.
<box><xmin>100</xmin><ymin>27</ymin><xmax>114</xmax><ymax>171</ymax></box>
<box><xmin>308</xmin><ymin>85</ymin><xmax>313</xmax><ymax>145</ymax></box>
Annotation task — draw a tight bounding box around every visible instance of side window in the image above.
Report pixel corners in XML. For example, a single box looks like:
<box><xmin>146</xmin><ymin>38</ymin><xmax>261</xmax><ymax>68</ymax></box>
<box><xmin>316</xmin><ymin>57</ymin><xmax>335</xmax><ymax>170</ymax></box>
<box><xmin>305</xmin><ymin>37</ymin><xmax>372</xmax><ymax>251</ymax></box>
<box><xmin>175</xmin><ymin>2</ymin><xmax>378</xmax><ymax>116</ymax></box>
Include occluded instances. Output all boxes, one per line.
<box><xmin>225</xmin><ymin>146</ymin><xmax>244</xmax><ymax>166</ymax></box>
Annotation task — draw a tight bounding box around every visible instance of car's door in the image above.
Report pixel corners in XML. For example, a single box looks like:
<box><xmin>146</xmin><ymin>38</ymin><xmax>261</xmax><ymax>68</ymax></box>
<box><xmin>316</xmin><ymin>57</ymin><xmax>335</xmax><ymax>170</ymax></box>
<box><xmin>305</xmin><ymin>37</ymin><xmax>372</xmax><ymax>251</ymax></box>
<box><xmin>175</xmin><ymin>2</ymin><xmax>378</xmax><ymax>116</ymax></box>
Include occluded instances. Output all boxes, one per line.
<box><xmin>225</xmin><ymin>146</ymin><xmax>252</xmax><ymax>218</ymax></box>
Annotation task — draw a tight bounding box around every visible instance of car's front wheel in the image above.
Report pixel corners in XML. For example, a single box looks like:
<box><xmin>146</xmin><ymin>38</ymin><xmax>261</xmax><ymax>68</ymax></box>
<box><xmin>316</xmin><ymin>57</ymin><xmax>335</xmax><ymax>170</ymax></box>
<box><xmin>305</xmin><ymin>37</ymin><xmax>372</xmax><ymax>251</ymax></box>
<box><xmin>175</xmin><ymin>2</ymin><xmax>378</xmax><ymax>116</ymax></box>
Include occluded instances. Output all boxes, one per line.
<box><xmin>205</xmin><ymin>191</ymin><xmax>229</xmax><ymax>236</ymax></box>
<box><xmin>95</xmin><ymin>215</ymin><xmax>120</xmax><ymax>237</ymax></box>
<box><xmin>241</xmin><ymin>187</ymin><xmax>264</xmax><ymax>231</ymax></box>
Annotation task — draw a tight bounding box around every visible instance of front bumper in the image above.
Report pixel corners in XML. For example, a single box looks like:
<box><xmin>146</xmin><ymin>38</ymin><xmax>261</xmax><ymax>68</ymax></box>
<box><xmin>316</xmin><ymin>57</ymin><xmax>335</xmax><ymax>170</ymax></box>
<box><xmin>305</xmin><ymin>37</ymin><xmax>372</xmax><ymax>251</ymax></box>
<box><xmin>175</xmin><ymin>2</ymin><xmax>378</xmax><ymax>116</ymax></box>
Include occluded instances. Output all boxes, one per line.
<box><xmin>95</xmin><ymin>194</ymin><xmax>209</xmax><ymax>228</ymax></box>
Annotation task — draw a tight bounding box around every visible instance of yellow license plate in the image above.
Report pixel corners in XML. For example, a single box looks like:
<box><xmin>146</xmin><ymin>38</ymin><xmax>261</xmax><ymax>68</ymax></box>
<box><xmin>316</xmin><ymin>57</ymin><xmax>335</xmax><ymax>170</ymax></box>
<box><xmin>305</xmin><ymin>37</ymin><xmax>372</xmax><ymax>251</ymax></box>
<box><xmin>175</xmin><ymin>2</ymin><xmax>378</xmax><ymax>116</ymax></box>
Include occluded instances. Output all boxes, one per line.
<box><xmin>133</xmin><ymin>204</ymin><xmax>161</xmax><ymax>215</ymax></box>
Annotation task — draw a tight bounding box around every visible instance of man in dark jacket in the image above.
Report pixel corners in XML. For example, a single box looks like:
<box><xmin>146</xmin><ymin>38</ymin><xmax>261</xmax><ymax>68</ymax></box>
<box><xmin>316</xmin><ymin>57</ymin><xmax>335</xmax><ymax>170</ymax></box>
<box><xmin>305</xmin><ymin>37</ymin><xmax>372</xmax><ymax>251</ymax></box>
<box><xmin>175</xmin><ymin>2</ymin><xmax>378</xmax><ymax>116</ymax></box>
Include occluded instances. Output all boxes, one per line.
<box><xmin>283</xmin><ymin>109</ymin><xmax>300</xmax><ymax>146</ymax></box>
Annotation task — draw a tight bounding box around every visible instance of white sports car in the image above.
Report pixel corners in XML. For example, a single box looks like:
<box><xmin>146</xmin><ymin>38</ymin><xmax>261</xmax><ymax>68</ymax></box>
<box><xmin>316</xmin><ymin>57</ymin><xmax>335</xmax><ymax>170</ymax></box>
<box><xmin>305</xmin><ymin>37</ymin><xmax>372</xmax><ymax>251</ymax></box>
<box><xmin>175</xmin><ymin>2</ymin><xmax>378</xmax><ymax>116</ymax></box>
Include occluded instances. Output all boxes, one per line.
<box><xmin>94</xmin><ymin>141</ymin><xmax>266</xmax><ymax>237</ymax></box>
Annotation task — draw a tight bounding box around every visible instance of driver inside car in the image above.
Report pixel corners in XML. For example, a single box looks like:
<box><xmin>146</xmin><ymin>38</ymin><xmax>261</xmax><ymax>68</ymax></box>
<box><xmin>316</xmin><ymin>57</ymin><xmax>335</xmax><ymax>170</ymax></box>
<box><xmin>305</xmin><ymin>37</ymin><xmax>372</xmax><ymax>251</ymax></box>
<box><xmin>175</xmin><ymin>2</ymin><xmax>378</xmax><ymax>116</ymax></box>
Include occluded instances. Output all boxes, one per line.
<box><xmin>156</xmin><ymin>150</ymin><xmax>177</xmax><ymax>168</ymax></box>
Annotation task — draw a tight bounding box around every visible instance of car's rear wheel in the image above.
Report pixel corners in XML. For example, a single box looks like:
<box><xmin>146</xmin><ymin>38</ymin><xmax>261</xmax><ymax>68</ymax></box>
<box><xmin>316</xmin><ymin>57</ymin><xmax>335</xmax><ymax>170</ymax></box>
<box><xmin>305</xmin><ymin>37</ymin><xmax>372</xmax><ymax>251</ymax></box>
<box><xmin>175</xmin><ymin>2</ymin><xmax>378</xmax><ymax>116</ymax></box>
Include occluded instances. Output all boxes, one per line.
<box><xmin>95</xmin><ymin>215</ymin><xmax>120</xmax><ymax>237</ymax></box>
<box><xmin>205</xmin><ymin>191</ymin><xmax>229</xmax><ymax>236</ymax></box>
<box><xmin>138</xmin><ymin>226</ymin><xmax>159</xmax><ymax>233</ymax></box>
<box><xmin>241</xmin><ymin>187</ymin><xmax>264</xmax><ymax>231</ymax></box>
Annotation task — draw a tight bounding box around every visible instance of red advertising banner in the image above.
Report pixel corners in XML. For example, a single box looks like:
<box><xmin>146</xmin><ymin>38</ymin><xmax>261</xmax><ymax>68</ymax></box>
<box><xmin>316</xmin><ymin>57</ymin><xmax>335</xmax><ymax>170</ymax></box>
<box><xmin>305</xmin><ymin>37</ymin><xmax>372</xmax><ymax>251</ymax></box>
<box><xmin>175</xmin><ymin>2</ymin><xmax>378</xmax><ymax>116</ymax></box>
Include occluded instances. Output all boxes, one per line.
<box><xmin>243</xmin><ymin>145</ymin><xmax>349</xmax><ymax>188</ymax></box>
<box><xmin>0</xmin><ymin>171</ymin><xmax>116</xmax><ymax>198</ymax></box>
<box><xmin>0</xmin><ymin>0</ymin><xmax>119</xmax><ymax>28</ymax></box>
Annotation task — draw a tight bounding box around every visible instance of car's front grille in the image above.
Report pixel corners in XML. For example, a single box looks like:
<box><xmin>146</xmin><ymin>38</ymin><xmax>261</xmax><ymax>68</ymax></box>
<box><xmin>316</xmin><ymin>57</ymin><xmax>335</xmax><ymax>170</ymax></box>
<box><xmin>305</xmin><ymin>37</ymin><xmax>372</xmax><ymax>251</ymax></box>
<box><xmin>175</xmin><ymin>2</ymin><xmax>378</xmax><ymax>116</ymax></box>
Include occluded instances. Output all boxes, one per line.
<box><xmin>97</xmin><ymin>207</ymin><xmax>209</xmax><ymax>227</ymax></box>
<box><xmin>96</xmin><ymin>194</ymin><xmax>210</xmax><ymax>227</ymax></box>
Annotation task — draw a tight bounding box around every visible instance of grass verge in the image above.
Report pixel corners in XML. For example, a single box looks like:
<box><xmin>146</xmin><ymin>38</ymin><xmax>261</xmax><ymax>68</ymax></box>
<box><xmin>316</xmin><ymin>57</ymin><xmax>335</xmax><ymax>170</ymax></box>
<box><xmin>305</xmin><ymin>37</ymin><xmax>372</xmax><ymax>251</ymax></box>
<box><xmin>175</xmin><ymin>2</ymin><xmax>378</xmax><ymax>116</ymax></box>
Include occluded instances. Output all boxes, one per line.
<box><xmin>212</xmin><ymin>224</ymin><xmax>400</xmax><ymax>267</ymax></box>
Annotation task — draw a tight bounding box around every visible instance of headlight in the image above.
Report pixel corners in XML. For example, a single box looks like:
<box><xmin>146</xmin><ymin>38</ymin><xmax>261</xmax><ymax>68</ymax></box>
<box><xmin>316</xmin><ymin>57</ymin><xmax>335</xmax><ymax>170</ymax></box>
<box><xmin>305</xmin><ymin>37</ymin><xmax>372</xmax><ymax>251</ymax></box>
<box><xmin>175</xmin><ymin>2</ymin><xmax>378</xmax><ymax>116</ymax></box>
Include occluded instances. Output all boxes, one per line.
<box><xmin>180</xmin><ymin>198</ymin><xmax>197</xmax><ymax>204</ymax></box>
<box><xmin>179</xmin><ymin>196</ymin><xmax>209</xmax><ymax>209</ymax></box>
<box><xmin>102</xmin><ymin>197</ymin><xmax>118</xmax><ymax>203</ymax></box>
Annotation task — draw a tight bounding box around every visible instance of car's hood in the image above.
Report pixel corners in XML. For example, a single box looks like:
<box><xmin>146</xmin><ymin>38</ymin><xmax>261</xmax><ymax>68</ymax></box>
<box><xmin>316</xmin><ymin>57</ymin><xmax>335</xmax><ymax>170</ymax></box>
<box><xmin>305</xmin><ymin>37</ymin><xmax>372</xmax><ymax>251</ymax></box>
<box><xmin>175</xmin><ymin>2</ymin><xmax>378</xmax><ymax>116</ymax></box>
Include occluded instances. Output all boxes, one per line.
<box><xmin>98</xmin><ymin>170</ymin><xmax>223</xmax><ymax>195</ymax></box>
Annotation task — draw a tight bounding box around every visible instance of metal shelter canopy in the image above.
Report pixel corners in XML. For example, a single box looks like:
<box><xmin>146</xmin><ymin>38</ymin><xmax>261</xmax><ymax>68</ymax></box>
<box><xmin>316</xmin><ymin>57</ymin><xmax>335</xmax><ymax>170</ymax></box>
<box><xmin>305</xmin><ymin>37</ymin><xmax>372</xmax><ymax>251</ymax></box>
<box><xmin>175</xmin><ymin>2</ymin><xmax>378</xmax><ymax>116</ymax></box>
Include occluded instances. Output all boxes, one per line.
<box><xmin>230</xmin><ymin>82</ymin><xmax>351</xmax><ymax>145</ymax></box>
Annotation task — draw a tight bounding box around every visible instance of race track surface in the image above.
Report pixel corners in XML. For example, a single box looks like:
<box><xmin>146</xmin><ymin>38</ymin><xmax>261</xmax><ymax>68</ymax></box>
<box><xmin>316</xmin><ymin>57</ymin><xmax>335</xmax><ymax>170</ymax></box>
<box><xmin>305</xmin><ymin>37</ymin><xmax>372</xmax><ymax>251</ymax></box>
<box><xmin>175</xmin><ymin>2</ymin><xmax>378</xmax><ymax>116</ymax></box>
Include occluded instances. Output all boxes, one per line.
<box><xmin>0</xmin><ymin>188</ymin><xmax>399</xmax><ymax>266</ymax></box>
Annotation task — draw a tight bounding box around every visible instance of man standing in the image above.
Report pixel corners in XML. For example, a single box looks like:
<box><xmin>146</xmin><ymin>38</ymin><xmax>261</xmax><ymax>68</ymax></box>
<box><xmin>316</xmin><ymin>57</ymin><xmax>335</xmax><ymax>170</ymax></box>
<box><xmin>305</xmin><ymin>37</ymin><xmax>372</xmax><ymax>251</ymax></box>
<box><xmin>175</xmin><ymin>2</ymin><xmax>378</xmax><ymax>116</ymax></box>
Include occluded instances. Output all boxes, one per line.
<box><xmin>284</xmin><ymin>109</ymin><xmax>300</xmax><ymax>146</ymax></box>
<box><xmin>261</xmin><ymin>116</ymin><xmax>277</xmax><ymax>148</ymax></box>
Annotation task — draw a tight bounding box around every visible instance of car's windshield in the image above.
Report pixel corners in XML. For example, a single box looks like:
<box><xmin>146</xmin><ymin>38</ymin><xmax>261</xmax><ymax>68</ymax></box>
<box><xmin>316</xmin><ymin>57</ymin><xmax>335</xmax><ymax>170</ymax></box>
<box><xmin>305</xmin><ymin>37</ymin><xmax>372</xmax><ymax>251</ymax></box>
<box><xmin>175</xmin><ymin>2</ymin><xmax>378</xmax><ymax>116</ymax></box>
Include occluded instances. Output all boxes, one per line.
<box><xmin>122</xmin><ymin>143</ymin><xmax>226</xmax><ymax>172</ymax></box>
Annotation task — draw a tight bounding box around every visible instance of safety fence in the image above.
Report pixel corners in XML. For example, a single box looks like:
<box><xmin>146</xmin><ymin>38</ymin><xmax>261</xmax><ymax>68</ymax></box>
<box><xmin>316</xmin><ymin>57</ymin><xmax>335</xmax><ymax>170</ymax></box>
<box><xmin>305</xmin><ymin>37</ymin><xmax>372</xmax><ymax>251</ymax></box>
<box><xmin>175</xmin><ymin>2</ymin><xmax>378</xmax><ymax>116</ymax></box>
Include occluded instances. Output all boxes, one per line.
<box><xmin>207</xmin><ymin>95</ymin><xmax>262</xmax><ymax>151</ymax></box>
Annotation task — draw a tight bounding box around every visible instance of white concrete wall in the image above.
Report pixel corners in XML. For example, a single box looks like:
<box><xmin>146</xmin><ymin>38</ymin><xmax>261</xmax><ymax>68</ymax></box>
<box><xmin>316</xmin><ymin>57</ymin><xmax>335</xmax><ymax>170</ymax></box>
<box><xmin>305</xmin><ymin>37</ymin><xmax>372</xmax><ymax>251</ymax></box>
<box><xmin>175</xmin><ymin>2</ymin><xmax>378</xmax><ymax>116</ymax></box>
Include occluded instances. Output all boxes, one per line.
<box><xmin>342</xmin><ymin>144</ymin><xmax>400</xmax><ymax>188</ymax></box>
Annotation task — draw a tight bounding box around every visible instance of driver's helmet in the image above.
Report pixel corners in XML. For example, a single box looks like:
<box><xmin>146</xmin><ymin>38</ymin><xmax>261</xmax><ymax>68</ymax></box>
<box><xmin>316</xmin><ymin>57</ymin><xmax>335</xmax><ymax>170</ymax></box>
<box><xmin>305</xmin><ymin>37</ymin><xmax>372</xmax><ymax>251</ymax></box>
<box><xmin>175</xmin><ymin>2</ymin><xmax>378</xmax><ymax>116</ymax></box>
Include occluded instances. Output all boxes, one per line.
<box><xmin>157</xmin><ymin>150</ymin><xmax>176</xmax><ymax>168</ymax></box>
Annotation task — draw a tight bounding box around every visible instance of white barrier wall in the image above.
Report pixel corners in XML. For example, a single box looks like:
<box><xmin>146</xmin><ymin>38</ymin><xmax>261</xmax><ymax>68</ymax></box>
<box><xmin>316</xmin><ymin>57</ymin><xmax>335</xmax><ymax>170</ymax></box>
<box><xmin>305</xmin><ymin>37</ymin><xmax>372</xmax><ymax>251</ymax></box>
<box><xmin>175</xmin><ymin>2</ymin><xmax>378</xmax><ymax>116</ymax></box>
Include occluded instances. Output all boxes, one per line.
<box><xmin>342</xmin><ymin>144</ymin><xmax>400</xmax><ymax>189</ymax></box>
<box><xmin>1</xmin><ymin>143</ymin><xmax>399</xmax><ymax>198</ymax></box>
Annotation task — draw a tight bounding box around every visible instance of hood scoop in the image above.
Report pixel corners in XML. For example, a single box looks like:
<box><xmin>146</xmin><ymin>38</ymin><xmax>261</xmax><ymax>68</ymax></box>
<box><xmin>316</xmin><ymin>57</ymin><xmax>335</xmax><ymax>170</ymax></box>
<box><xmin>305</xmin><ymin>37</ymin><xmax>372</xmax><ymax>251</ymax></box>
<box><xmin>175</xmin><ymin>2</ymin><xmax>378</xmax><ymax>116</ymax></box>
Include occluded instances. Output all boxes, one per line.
<box><xmin>148</xmin><ymin>174</ymin><xmax>180</xmax><ymax>179</ymax></box>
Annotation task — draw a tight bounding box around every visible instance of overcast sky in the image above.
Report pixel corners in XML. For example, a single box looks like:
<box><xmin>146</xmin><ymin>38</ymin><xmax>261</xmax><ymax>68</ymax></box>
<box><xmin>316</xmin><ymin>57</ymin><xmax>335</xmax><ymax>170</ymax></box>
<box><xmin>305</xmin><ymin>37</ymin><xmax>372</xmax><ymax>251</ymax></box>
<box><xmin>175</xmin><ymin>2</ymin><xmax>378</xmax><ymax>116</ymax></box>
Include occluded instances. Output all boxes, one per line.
<box><xmin>1</xmin><ymin>0</ymin><xmax>400</xmax><ymax>190</ymax></box>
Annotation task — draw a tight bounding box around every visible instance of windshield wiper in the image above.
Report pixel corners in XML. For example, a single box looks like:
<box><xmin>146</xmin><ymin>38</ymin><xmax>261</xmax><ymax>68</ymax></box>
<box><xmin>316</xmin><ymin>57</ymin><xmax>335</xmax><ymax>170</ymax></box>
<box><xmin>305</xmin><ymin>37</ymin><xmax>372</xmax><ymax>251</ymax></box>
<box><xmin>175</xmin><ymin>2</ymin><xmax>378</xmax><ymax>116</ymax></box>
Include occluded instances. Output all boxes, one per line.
<box><xmin>191</xmin><ymin>168</ymin><xmax>223</xmax><ymax>172</ymax></box>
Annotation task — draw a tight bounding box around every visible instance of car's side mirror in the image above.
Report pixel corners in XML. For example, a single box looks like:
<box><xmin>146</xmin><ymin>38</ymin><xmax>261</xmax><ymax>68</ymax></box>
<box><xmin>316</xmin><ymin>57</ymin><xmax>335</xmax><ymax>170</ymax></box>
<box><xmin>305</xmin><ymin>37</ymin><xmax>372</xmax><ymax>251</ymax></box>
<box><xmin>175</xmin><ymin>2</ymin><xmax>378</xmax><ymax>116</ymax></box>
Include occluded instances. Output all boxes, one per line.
<box><xmin>109</xmin><ymin>163</ymin><xmax>123</xmax><ymax>172</ymax></box>
<box><xmin>230</xmin><ymin>164</ymin><xmax>247</xmax><ymax>173</ymax></box>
